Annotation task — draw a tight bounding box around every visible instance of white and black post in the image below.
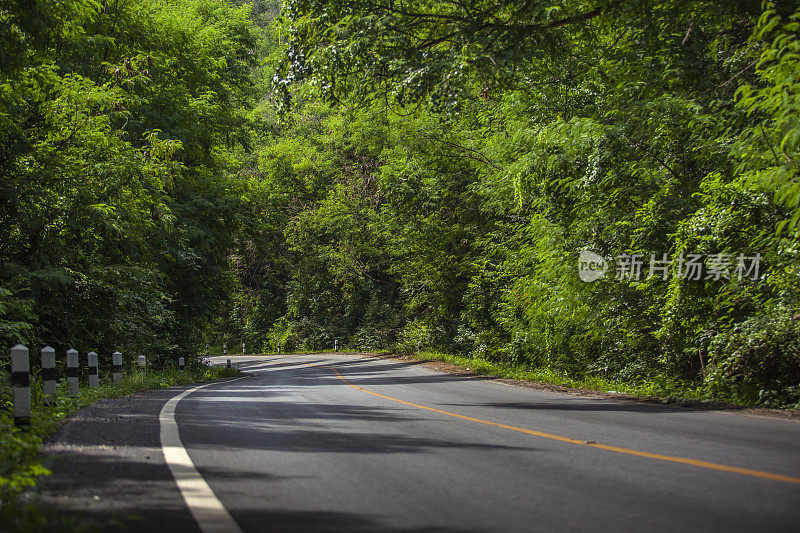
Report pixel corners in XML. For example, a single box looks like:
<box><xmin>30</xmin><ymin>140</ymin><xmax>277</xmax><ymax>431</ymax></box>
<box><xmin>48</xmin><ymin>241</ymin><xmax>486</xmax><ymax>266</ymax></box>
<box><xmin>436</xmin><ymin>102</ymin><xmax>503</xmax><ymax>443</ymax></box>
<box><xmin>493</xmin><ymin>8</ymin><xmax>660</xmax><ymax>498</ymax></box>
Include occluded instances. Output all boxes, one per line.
<box><xmin>41</xmin><ymin>345</ymin><xmax>56</xmax><ymax>405</ymax></box>
<box><xmin>11</xmin><ymin>345</ymin><xmax>31</xmax><ymax>427</ymax></box>
<box><xmin>113</xmin><ymin>351</ymin><xmax>122</xmax><ymax>383</ymax></box>
<box><xmin>179</xmin><ymin>357</ymin><xmax>185</xmax><ymax>370</ymax></box>
<box><xmin>67</xmin><ymin>348</ymin><xmax>79</xmax><ymax>396</ymax></box>
<box><xmin>223</xmin><ymin>343</ymin><xmax>226</xmax><ymax>356</ymax></box>
<box><xmin>242</xmin><ymin>342</ymin><xmax>245</xmax><ymax>355</ymax></box>
<box><xmin>87</xmin><ymin>351</ymin><xmax>99</xmax><ymax>388</ymax></box>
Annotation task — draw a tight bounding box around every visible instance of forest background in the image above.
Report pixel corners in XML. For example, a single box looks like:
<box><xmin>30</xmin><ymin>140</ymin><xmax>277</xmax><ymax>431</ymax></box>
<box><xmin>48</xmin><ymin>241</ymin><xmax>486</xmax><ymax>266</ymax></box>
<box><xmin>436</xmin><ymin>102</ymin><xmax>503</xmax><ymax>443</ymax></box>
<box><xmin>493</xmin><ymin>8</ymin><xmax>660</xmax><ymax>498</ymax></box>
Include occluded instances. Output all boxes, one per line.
<box><xmin>2</xmin><ymin>0</ymin><xmax>799</xmax><ymax>407</ymax></box>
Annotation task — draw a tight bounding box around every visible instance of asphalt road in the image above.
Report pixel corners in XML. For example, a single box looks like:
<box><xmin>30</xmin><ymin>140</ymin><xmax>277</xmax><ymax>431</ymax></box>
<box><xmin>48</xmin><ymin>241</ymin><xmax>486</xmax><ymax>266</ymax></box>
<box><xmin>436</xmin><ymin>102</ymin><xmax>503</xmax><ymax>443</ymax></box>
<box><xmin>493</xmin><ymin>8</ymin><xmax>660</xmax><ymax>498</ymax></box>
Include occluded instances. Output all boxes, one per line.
<box><xmin>38</xmin><ymin>353</ymin><xmax>800</xmax><ymax>532</ymax></box>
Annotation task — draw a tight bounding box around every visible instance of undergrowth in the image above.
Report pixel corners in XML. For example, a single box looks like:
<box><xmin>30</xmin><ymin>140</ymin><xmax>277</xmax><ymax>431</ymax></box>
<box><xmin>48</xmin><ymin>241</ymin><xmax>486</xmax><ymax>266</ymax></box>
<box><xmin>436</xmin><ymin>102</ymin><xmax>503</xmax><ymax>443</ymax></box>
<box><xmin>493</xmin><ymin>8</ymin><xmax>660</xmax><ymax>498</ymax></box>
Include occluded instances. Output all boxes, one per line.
<box><xmin>408</xmin><ymin>351</ymin><xmax>752</xmax><ymax>407</ymax></box>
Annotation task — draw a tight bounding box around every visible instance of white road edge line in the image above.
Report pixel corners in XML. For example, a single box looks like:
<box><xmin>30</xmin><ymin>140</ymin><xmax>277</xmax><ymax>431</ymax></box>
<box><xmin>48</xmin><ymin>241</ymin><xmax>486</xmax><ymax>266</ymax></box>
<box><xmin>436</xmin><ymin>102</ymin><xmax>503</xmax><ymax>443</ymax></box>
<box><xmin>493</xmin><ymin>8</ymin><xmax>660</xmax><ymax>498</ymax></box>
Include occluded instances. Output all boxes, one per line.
<box><xmin>159</xmin><ymin>377</ymin><xmax>248</xmax><ymax>533</ymax></box>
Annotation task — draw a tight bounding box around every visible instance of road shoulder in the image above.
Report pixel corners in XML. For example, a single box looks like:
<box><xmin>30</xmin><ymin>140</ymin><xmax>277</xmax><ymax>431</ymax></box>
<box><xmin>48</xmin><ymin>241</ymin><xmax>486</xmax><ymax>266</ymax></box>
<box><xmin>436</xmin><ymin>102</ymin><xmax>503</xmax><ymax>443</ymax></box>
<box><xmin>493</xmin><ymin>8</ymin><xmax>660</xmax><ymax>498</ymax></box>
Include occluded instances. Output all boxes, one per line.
<box><xmin>34</xmin><ymin>387</ymin><xmax>200</xmax><ymax>532</ymax></box>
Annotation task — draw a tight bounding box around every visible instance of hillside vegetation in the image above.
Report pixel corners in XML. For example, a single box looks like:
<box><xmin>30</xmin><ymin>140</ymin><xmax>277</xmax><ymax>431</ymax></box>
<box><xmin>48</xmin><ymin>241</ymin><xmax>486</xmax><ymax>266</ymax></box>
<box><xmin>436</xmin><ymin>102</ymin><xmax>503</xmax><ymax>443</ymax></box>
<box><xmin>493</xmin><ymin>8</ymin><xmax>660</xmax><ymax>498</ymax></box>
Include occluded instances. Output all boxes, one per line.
<box><xmin>2</xmin><ymin>0</ymin><xmax>799</xmax><ymax>407</ymax></box>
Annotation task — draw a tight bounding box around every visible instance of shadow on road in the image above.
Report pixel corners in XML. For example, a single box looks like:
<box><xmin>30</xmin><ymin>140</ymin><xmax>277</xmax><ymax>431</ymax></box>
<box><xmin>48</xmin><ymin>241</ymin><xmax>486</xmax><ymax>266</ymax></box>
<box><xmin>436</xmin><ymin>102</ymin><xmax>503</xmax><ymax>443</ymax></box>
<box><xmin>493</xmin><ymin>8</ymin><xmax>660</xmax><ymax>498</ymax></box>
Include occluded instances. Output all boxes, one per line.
<box><xmin>176</xmin><ymin>397</ymin><xmax>538</xmax><ymax>454</ymax></box>
<box><xmin>442</xmin><ymin>400</ymin><xmax>683</xmax><ymax>414</ymax></box>
<box><xmin>35</xmin><ymin>363</ymin><xmax>532</xmax><ymax>532</ymax></box>
<box><xmin>232</xmin><ymin>509</ymin><xmax>480</xmax><ymax>533</ymax></box>
<box><xmin>255</xmin><ymin>359</ymin><xmax>493</xmax><ymax>388</ymax></box>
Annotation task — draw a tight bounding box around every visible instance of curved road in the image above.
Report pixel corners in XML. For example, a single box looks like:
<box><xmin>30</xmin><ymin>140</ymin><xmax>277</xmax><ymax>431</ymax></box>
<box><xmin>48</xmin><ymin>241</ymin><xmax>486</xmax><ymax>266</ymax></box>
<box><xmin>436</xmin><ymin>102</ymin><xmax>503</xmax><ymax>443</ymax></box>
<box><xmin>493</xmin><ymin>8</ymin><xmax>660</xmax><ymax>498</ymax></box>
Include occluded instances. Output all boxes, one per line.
<box><xmin>39</xmin><ymin>353</ymin><xmax>800</xmax><ymax>532</ymax></box>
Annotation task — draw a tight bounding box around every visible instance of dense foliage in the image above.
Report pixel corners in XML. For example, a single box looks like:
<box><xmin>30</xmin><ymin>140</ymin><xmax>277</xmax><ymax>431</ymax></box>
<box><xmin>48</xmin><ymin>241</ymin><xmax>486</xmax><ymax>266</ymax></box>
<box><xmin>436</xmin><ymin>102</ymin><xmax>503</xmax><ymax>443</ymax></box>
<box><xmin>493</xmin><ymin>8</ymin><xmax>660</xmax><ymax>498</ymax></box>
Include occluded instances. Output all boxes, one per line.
<box><xmin>3</xmin><ymin>0</ymin><xmax>799</xmax><ymax>407</ymax></box>
<box><xmin>1</xmin><ymin>0</ymin><xmax>257</xmax><ymax>362</ymax></box>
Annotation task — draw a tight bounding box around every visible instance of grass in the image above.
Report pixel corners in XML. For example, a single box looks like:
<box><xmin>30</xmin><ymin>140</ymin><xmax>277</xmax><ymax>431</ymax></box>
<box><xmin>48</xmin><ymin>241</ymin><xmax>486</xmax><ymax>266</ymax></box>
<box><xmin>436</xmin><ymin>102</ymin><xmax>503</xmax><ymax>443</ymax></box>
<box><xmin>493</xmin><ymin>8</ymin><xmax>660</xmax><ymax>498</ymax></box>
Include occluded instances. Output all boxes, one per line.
<box><xmin>405</xmin><ymin>350</ymin><xmax>745</xmax><ymax>406</ymax></box>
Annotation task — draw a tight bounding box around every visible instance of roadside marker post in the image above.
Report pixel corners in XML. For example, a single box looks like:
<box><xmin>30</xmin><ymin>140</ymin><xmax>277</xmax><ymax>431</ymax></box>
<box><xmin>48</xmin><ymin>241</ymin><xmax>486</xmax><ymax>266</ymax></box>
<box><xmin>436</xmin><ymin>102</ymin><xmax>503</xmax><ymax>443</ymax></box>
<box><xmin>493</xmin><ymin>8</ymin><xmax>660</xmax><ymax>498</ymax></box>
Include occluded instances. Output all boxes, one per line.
<box><xmin>137</xmin><ymin>355</ymin><xmax>146</xmax><ymax>371</ymax></box>
<box><xmin>67</xmin><ymin>348</ymin><xmax>79</xmax><ymax>396</ymax></box>
<box><xmin>41</xmin><ymin>345</ymin><xmax>56</xmax><ymax>405</ymax></box>
<box><xmin>242</xmin><ymin>342</ymin><xmax>245</xmax><ymax>355</ymax></box>
<box><xmin>11</xmin><ymin>345</ymin><xmax>31</xmax><ymax>427</ymax></box>
<box><xmin>87</xmin><ymin>351</ymin><xmax>99</xmax><ymax>388</ymax></box>
<box><xmin>113</xmin><ymin>351</ymin><xmax>122</xmax><ymax>383</ymax></box>
<box><xmin>335</xmin><ymin>339</ymin><xmax>338</xmax><ymax>352</ymax></box>
<box><xmin>179</xmin><ymin>357</ymin><xmax>185</xmax><ymax>370</ymax></box>
<box><xmin>223</xmin><ymin>343</ymin><xmax>226</xmax><ymax>356</ymax></box>
<box><xmin>227</xmin><ymin>359</ymin><xmax>231</xmax><ymax>369</ymax></box>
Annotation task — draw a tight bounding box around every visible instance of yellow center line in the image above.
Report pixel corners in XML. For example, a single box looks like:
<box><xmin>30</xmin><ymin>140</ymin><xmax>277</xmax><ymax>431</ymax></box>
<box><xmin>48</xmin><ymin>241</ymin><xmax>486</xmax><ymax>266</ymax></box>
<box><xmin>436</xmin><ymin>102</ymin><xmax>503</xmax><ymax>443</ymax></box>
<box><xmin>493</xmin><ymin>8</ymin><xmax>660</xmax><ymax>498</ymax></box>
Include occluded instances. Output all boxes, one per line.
<box><xmin>326</xmin><ymin>366</ymin><xmax>800</xmax><ymax>485</ymax></box>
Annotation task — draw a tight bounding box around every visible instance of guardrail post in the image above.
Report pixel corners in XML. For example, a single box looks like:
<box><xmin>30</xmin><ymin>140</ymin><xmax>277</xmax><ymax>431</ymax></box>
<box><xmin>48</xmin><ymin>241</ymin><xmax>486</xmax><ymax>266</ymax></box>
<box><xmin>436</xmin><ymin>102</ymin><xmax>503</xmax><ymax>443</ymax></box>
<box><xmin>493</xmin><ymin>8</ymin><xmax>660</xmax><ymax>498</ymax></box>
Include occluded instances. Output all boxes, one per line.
<box><xmin>11</xmin><ymin>345</ymin><xmax>30</xmax><ymax>427</ymax></box>
<box><xmin>41</xmin><ymin>345</ymin><xmax>56</xmax><ymax>405</ymax></box>
<box><xmin>113</xmin><ymin>351</ymin><xmax>122</xmax><ymax>383</ymax></box>
<box><xmin>67</xmin><ymin>348</ymin><xmax>79</xmax><ymax>396</ymax></box>
<box><xmin>179</xmin><ymin>357</ymin><xmax>185</xmax><ymax>370</ymax></box>
<box><xmin>87</xmin><ymin>351</ymin><xmax>98</xmax><ymax>388</ymax></box>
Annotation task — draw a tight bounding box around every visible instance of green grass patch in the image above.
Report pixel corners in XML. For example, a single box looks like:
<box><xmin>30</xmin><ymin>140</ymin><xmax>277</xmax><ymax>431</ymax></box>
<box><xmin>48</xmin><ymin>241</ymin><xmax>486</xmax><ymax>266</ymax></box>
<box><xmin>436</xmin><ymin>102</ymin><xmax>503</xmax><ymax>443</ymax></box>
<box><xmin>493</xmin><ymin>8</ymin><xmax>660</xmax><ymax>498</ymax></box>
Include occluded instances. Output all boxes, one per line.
<box><xmin>408</xmin><ymin>350</ymin><xmax>744</xmax><ymax>406</ymax></box>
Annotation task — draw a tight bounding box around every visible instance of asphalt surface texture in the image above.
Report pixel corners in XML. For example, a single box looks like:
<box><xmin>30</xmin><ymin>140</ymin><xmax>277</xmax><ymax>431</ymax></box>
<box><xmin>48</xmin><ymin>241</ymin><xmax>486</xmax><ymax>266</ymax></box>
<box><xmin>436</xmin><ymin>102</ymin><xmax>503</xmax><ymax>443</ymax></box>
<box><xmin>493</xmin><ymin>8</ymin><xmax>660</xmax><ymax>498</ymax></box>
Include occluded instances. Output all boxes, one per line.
<box><xmin>36</xmin><ymin>353</ymin><xmax>800</xmax><ymax>532</ymax></box>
